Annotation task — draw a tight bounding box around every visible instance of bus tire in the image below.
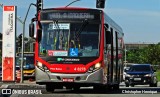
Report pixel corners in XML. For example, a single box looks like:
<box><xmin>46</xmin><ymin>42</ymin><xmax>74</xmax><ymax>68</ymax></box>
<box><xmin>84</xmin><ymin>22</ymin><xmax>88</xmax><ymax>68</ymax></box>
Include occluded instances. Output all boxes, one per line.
<box><xmin>113</xmin><ymin>84</ymin><xmax>119</xmax><ymax>90</ymax></box>
<box><xmin>93</xmin><ymin>86</ymin><xmax>101</xmax><ymax>91</ymax></box>
<box><xmin>46</xmin><ymin>84</ymin><xmax>55</xmax><ymax>92</ymax></box>
<box><xmin>93</xmin><ymin>85</ymin><xmax>107</xmax><ymax>92</ymax></box>
<box><xmin>125</xmin><ymin>84</ymin><xmax>129</xmax><ymax>87</ymax></box>
<box><xmin>73</xmin><ymin>86</ymin><xmax>80</xmax><ymax>91</ymax></box>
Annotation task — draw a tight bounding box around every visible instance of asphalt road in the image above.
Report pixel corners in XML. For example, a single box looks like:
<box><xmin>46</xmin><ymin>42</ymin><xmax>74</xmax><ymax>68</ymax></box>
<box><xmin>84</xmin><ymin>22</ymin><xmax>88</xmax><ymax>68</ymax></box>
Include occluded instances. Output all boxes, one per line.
<box><xmin>0</xmin><ymin>82</ymin><xmax>160</xmax><ymax>97</ymax></box>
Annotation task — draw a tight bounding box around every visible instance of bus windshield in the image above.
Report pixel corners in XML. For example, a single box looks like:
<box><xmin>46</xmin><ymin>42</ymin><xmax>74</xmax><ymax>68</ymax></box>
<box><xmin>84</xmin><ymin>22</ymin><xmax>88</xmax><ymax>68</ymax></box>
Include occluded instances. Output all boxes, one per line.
<box><xmin>17</xmin><ymin>56</ymin><xmax>35</xmax><ymax>70</ymax></box>
<box><xmin>39</xmin><ymin>21</ymin><xmax>100</xmax><ymax>57</ymax></box>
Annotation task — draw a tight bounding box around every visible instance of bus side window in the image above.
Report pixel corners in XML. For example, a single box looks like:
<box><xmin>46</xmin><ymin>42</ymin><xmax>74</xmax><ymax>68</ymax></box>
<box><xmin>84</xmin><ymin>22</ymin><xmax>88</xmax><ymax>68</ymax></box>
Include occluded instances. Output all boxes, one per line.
<box><xmin>104</xmin><ymin>24</ymin><xmax>111</xmax><ymax>44</ymax></box>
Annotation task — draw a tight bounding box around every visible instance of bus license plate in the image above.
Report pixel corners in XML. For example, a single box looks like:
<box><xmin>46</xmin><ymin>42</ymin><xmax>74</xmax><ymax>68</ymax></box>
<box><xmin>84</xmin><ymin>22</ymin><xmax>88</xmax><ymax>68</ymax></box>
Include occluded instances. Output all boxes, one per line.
<box><xmin>62</xmin><ymin>78</ymin><xmax>74</xmax><ymax>82</ymax></box>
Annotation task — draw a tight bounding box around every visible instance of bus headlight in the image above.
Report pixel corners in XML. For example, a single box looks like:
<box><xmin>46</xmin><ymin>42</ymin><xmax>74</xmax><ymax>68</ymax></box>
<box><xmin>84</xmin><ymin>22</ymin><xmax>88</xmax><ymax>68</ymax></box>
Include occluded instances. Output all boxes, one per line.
<box><xmin>95</xmin><ymin>63</ymin><xmax>101</xmax><ymax>69</ymax></box>
<box><xmin>88</xmin><ymin>63</ymin><xmax>101</xmax><ymax>73</ymax></box>
<box><xmin>37</xmin><ymin>62</ymin><xmax>43</xmax><ymax>67</ymax></box>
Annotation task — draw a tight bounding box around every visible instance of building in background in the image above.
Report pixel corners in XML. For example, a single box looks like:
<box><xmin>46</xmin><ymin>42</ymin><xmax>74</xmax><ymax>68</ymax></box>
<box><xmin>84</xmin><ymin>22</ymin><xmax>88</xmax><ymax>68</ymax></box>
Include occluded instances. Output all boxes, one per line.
<box><xmin>125</xmin><ymin>42</ymin><xmax>155</xmax><ymax>50</ymax></box>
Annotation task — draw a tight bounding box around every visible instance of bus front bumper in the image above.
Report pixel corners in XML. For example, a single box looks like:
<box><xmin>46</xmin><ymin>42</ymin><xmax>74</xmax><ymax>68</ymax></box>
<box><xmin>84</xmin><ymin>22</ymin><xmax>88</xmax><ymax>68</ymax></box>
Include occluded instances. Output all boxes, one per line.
<box><xmin>35</xmin><ymin>66</ymin><xmax>104</xmax><ymax>85</ymax></box>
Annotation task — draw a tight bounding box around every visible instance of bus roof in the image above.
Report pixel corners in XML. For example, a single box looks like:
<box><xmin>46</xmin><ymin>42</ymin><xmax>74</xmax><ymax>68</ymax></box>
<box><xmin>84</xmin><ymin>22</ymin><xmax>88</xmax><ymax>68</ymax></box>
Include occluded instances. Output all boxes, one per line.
<box><xmin>104</xmin><ymin>14</ymin><xmax>123</xmax><ymax>34</ymax></box>
<box><xmin>40</xmin><ymin>7</ymin><xmax>123</xmax><ymax>35</ymax></box>
<box><xmin>42</xmin><ymin>7</ymin><xmax>97</xmax><ymax>11</ymax></box>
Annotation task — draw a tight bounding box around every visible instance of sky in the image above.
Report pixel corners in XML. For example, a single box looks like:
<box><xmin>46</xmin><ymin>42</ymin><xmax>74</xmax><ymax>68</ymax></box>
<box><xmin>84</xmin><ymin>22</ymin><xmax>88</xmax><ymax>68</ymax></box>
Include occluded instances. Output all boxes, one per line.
<box><xmin>0</xmin><ymin>0</ymin><xmax>160</xmax><ymax>43</ymax></box>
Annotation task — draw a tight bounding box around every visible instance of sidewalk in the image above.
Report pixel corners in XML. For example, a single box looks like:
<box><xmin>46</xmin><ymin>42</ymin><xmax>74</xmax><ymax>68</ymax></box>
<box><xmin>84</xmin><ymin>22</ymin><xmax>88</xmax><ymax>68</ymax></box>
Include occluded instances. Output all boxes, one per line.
<box><xmin>0</xmin><ymin>80</ymin><xmax>43</xmax><ymax>89</ymax></box>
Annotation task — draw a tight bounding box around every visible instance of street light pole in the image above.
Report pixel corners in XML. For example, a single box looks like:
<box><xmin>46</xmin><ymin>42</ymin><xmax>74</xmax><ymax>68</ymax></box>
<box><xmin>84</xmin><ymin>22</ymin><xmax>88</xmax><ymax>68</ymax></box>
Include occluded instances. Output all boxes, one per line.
<box><xmin>65</xmin><ymin>0</ymin><xmax>80</xmax><ymax>8</ymax></box>
<box><xmin>124</xmin><ymin>44</ymin><xmax>127</xmax><ymax>66</ymax></box>
<box><xmin>0</xmin><ymin>3</ymin><xmax>3</xmax><ymax>8</ymax></box>
<box><xmin>20</xmin><ymin>3</ymin><xmax>36</xmax><ymax>83</ymax></box>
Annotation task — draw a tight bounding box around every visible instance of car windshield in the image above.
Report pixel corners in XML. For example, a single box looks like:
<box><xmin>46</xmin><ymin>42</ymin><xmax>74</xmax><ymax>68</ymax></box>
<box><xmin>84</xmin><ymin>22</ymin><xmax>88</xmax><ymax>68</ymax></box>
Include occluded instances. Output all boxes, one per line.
<box><xmin>129</xmin><ymin>65</ymin><xmax>151</xmax><ymax>72</ymax></box>
<box><xmin>39</xmin><ymin>21</ymin><xmax>100</xmax><ymax>57</ymax></box>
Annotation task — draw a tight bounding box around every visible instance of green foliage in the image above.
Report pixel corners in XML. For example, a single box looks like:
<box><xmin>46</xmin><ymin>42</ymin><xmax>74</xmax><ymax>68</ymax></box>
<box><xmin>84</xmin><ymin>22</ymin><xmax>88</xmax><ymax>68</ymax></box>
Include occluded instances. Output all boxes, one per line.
<box><xmin>157</xmin><ymin>70</ymin><xmax>160</xmax><ymax>81</ymax></box>
<box><xmin>126</xmin><ymin>43</ymin><xmax>160</xmax><ymax>66</ymax></box>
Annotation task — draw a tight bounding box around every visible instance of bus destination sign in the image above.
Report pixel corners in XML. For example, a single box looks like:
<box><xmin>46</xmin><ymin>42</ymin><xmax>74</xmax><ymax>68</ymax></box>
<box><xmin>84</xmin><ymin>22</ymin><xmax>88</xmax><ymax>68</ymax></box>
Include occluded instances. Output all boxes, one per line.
<box><xmin>41</xmin><ymin>10</ymin><xmax>101</xmax><ymax>21</ymax></box>
<box><xmin>49</xmin><ymin>12</ymin><xmax>94</xmax><ymax>19</ymax></box>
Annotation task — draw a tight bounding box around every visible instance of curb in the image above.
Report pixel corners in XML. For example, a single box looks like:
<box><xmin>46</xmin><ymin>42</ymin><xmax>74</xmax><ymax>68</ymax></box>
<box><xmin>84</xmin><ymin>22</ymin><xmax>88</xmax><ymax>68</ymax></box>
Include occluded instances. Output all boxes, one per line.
<box><xmin>0</xmin><ymin>85</ymin><xmax>9</xmax><ymax>89</ymax></box>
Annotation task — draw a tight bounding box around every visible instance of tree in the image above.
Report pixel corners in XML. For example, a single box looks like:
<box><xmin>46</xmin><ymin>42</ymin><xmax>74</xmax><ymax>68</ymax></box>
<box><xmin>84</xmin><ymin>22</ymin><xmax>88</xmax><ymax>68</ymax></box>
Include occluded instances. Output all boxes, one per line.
<box><xmin>126</xmin><ymin>43</ymin><xmax>160</xmax><ymax>69</ymax></box>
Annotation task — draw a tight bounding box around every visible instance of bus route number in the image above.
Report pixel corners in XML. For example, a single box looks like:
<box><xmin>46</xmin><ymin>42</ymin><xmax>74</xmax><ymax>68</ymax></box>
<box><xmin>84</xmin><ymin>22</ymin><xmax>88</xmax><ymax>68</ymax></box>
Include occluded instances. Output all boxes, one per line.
<box><xmin>74</xmin><ymin>67</ymin><xmax>86</xmax><ymax>72</ymax></box>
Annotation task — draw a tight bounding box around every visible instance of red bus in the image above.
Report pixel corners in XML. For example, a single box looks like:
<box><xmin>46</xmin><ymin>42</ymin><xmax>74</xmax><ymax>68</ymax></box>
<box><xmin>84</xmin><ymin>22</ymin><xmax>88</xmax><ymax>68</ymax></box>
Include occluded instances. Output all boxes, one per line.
<box><xmin>29</xmin><ymin>6</ymin><xmax>124</xmax><ymax>92</ymax></box>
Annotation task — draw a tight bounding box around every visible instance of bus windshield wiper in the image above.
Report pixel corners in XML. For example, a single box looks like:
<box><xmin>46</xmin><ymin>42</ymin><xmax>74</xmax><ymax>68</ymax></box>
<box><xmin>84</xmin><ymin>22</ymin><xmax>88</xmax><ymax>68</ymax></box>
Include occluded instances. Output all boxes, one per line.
<box><xmin>76</xmin><ymin>19</ymin><xmax>88</xmax><ymax>39</ymax></box>
<box><xmin>53</xmin><ymin>20</ymin><xmax>60</xmax><ymax>33</ymax></box>
<box><xmin>73</xmin><ymin>19</ymin><xmax>88</xmax><ymax>48</ymax></box>
<box><xmin>70</xmin><ymin>19</ymin><xmax>88</xmax><ymax>48</ymax></box>
<box><xmin>53</xmin><ymin>20</ymin><xmax>61</xmax><ymax>49</ymax></box>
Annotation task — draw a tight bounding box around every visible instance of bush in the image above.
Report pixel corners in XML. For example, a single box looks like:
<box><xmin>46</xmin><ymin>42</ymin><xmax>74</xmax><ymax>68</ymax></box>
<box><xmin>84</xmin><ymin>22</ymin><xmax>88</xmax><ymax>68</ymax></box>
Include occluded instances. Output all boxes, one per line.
<box><xmin>157</xmin><ymin>70</ymin><xmax>160</xmax><ymax>81</ymax></box>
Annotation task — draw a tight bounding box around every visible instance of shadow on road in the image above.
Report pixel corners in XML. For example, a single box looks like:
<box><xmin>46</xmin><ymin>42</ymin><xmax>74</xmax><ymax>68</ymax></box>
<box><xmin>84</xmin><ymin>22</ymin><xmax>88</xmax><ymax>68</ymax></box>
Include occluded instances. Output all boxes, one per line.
<box><xmin>52</xmin><ymin>87</ymin><xmax>160</xmax><ymax>94</ymax></box>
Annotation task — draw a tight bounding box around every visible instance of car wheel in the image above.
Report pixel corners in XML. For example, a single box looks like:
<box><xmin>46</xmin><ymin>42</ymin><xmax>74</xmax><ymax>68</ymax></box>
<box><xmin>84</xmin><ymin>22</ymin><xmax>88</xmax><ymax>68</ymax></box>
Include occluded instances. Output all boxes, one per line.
<box><xmin>126</xmin><ymin>84</ymin><xmax>129</xmax><ymax>87</ymax></box>
<box><xmin>73</xmin><ymin>86</ymin><xmax>80</xmax><ymax>91</ymax></box>
<box><xmin>154</xmin><ymin>83</ymin><xmax>157</xmax><ymax>87</ymax></box>
<box><xmin>149</xmin><ymin>83</ymin><xmax>153</xmax><ymax>87</ymax></box>
<box><xmin>131</xmin><ymin>84</ymin><xmax>134</xmax><ymax>87</ymax></box>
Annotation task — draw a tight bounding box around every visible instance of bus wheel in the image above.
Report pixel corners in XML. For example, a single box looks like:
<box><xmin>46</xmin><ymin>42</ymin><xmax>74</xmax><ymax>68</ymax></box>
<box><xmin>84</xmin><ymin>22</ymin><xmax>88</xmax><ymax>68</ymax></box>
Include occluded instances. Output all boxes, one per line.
<box><xmin>73</xmin><ymin>86</ymin><xmax>80</xmax><ymax>91</ymax></box>
<box><xmin>93</xmin><ymin>86</ymin><xmax>101</xmax><ymax>91</ymax></box>
<box><xmin>93</xmin><ymin>85</ymin><xmax>107</xmax><ymax>92</ymax></box>
<box><xmin>46</xmin><ymin>84</ymin><xmax>55</xmax><ymax>92</ymax></box>
<box><xmin>66</xmin><ymin>86</ymin><xmax>72</xmax><ymax>89</ymax></box>
<box><xmin>113</xmin><ymin>84</ymin><xmax>119</xmax><ymax>90</ymax></box>
<box><xmin>125</xmin><ymin>84</ymin><xmax>129</xmax><ymax>87</ymax></box>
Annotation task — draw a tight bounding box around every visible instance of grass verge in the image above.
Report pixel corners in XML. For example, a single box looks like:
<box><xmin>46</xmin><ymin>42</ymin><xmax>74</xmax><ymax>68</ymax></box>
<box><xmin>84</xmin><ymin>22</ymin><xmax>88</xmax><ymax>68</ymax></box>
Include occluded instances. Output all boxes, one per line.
<box><xmin>157</xmin><ymin>70</ymin><xmax>160</xmax><ymax>81</ymax></box>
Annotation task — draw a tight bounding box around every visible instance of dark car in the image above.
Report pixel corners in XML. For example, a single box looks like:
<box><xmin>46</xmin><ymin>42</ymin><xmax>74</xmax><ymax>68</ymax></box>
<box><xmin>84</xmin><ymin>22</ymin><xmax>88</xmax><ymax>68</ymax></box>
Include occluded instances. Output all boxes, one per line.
<box><xmin>125</xmin><ymin>64</ymin><xmax>158</xmax><ymax>87</ymax></box>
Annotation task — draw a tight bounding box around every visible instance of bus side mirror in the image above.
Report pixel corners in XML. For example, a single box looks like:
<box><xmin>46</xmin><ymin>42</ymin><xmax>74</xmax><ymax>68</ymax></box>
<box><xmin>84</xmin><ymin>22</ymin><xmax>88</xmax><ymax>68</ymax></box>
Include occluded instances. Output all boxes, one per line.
<box><xmin>29</xmin><ymin>22</ymin><xmax>34</xmax><ymax>38</ymax></box>
<box><xmin>37</xmin><ymin>29</ymin><xmax>42</xmax><ymax>43</ymax></box>
<box><xmin>105</xmin><ymin>30</ymin><xmax>111</xmax><ymax>44</ymax></box>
